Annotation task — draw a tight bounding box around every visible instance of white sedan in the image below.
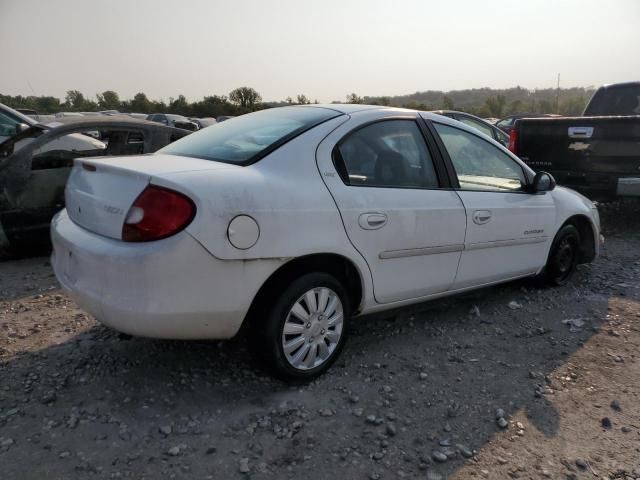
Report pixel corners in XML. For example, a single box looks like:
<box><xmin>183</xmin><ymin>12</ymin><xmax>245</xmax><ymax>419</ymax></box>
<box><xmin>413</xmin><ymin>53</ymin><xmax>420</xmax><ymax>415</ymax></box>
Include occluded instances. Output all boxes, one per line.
<box><xmin>51</xmin><ymin>105</ymin><xmax>601</xmax><ymax>380</ymax></box>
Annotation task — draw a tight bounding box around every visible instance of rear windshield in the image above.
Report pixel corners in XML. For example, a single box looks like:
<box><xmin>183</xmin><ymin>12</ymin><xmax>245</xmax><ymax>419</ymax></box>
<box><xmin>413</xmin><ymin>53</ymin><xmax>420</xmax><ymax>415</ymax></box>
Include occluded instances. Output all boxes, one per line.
<box><xmin>584</xmin><ymin>84</ymin><xmax>640</xmax><ymax>116</ymax></box>
<box><xmin>159</xmin><ymin>106</ymin><xmax>341</xmax><ymax>164</ymax></box>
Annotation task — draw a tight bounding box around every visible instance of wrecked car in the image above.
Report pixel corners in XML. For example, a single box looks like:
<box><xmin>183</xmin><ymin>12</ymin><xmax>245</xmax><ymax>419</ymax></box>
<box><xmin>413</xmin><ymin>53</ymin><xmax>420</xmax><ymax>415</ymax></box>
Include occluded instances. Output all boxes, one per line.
<box><xmin>1</xmin><ymin>102</ymin><xmax>103</xmax><ymax>152</ymax></box>
<box><xmin>146</xmin><ymin>113</ymin><xmax>199</xmax><ymax>131</ymax></box>
<box><xmin>51</xmin><ymin>105</ymin><xmax>601</xmax><ymax>380</ymax></box>
<box><xmin>0</xmin><ymin>116</ymin><xmax>190</xmax><ymax>252</ymax></box>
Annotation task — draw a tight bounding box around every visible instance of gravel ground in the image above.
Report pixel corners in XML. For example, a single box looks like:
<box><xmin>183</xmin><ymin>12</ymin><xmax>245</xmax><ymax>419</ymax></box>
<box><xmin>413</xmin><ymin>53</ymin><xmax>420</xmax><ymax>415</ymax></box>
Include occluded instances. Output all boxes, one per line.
<box><xmin>1</xmin><ymin>201</ymin><xmax>639</xmax><ymax>480</ymax></box>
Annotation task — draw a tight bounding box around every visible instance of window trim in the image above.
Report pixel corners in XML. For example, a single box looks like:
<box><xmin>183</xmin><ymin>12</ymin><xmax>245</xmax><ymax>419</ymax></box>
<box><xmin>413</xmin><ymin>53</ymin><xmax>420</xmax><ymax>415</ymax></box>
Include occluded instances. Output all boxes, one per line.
<box><xmin>331</xmin><ymin>116</ymin><xmax>453</xmax><ymax>191</ymax></box>
<box><xmin>428</xmin><ymin>120</ymin><xmax>535</xmax><ymax>194</ymax></box>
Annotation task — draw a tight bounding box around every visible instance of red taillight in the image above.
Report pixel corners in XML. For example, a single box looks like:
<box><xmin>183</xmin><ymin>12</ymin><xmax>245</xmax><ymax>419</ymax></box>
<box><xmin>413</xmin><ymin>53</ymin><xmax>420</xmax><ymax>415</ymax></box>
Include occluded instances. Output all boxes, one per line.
<box><xmin>508</xmin><ymin>129</ymin><xmax>517</xmax><ymax>154</ymax></box>
<box><xmin>122</xmin><ymin>186</ymin><xmax>195</xmax><ymax>242</ymax></box>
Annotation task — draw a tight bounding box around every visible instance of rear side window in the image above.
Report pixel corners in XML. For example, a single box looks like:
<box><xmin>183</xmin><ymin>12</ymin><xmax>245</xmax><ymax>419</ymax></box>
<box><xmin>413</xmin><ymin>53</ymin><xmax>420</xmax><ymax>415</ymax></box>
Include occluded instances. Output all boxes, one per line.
<box><xmin>584</xmin><ymin>85</ymin><xmax>640</xmax><ymax>116</ymax></box>
<box><xmin>333</xmin><ymin>120</ymin><xmax>439</xmax><ymax>188</ymax></box>
<box><xmin>159</xmin><ymin>106</ymin><xmax>341</xmax><ymax>165</ymax></box>
<box><xmin>434</xmin><ymin>123</ymin><xmax>526</xmax><ymax>192</ymax></box>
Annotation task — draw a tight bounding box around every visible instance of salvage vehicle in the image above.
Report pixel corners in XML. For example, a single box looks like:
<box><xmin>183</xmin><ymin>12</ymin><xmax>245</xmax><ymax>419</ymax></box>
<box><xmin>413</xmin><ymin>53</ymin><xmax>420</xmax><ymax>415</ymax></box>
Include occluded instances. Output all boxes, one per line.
<box><xmin>55</xmin><ymin>112</ymin><xmax>84</xmax><ymax>119</ymax></box>
<box><xmin>147</xmin><ymin>113</ymin><xmax>199</xmax><ymax>131</ymax></box>
<box><xmin>1</xmin><ymin>103</ymin><xmax>103</xmax><ymax>150</ymax></box>
<box><xmin>128</xmin><ymin>113</ymin><xmax>149</xmax><ymax>120</ymax></box>
<box><xmin>0</xmin><ymin>116</ymin><xmax>189</xmax><ymax>252</ymax></box>
<box><xmin>509</xmin><ymin>82</ymin><xmax>640</xmax><ymax>199</ymax></box>
<box><xmin>15</xmin><ymin>107</ymin><xmax>39</xmax><ymax>118</ymax></box>
<box><xmin>190</xmin><ymin>117</ymin><xmax>217</xmax><ymax>129</ymax></box>
<box><xmin>51</xmin><ymin>105</ymin><xmax>601</xmax><ymax>380</ymax></box>
<box><xmin>433</xmin><ymin>110</ymin><xmax>509</xmax><ymax>146</ymax></box>
<box><xmin>495</xmin><ymin>113</ymin><xmax>559</xmax><ymax>135</ymax></box>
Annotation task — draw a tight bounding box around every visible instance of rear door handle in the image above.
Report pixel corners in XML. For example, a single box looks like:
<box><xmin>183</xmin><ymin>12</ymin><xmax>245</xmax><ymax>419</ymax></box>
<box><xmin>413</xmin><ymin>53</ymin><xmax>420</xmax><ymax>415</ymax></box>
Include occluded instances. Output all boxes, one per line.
<box><xmin>472</xmin><ymin>210</ymin><xmax>492</xmax><ymax>225</ymax></box>
<box><xmin>358</xmin><ymin>212</ymin><xmax>388</xmax><ymax>230</ymax></box>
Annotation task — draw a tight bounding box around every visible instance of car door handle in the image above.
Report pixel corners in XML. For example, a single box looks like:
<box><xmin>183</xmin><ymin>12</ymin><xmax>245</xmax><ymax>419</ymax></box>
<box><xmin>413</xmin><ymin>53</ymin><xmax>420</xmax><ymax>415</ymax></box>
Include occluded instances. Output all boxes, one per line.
<box><xmin>358</xmin><ymin>212</ymin><xmax>388</xmax><ymax>230</ymax></box>
<box><xmin>472</xmin><ymin>210</ymin><xmax>492</xmax><ymax>225</ymax></box>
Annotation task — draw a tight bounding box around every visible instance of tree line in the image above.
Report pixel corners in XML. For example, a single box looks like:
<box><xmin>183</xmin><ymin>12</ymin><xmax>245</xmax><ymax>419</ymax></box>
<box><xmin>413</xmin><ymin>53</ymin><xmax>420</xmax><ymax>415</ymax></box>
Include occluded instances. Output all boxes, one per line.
<box><xmin>0</xmin><ymin>87</ymin><xmax>267</xmax><ymax>118</ymax></box>
<box><xmin>1</xmin><ymin>85</ymin><xmax>595</xmax><ymax>119</ymax></box>
<box><xmin>360</xmin><ymin>86</ymin><xmax>596</xmax><ymax>117</ymax></box>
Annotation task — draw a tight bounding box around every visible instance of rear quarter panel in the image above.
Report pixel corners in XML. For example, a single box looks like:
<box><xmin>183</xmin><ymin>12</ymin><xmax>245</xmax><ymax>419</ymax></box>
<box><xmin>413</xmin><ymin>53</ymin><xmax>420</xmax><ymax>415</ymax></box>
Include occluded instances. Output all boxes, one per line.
<box><xmin>151</xmin><ymin>115</ymin><xmax>376</xmax><ymax>309</ymax></box>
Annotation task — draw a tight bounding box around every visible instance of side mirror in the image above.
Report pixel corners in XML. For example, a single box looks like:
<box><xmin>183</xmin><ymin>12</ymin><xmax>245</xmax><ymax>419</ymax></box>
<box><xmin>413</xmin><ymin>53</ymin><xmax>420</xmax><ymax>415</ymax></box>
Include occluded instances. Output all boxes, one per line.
<box><xmin>15</xmin><ymin>123</ymin><xmax>30</xmax><ymax>135</ymax></box>
<box><xmin>531</xmin><ymin>171</ymin><xmax>556</xmax><ymax>193</ymax></box>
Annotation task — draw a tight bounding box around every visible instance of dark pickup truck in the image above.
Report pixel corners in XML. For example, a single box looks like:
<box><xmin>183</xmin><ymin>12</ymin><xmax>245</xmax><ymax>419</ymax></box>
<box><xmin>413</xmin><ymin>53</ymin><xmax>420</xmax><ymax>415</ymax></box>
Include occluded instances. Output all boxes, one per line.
<box><xmin>509</xmin><ymin>82</ymin><xmax>640</xmax><ymax>199</ymax></box>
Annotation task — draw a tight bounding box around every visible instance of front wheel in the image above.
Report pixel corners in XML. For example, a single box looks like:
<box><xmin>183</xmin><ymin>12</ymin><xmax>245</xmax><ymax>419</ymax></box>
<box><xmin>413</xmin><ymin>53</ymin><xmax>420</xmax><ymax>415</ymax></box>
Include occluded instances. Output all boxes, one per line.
<box><xmin>254</xmin><ymin>273</ymin><xmax>351</xmax><ymax>381</ymax></box>
<box><xmin>540</xmin><ymin>224</ymin><xmax>581</xmax><ymax>286</ymax></box>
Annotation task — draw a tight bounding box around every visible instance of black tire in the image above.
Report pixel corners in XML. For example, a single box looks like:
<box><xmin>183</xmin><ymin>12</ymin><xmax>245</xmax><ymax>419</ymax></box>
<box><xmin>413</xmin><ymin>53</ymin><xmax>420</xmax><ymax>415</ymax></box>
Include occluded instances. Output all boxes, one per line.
<box><xmin>251</xmin><ymin>272</ymin><xmax>351</xmax><ymax>381</ymax></box>
<box><xmin>540</xmin><ymin>224</ymin><xmax>581</xmax><ymax>286</ymax></box>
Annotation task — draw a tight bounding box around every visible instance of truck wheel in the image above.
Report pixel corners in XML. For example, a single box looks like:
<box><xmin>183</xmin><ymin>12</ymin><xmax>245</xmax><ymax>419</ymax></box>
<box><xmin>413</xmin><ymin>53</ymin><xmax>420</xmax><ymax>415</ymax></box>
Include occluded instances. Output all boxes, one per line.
<box><xmin>255</xmin><ymin>272</ymin><xmax>350</xmax><ymax>381</ymax></box>
<box><xmin>541</xmin><ymin>224</ymin><xmax>580</xmax><ymax>286</ymax></box>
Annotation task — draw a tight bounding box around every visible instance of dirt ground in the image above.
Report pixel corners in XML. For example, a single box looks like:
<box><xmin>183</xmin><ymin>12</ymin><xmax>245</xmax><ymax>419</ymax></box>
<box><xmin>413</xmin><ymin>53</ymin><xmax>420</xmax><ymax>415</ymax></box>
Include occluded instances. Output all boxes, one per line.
<box><xmin>1</xmin><ymin>201</ymin><xmax>639</xmax><ymax>480</ymax></box>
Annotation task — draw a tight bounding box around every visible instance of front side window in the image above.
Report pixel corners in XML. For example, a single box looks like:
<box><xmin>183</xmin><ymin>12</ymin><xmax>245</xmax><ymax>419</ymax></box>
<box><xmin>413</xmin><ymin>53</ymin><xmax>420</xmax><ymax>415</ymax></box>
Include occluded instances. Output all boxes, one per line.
<box><xmin>434</xmin><ymin>123</ymin><xmax>526</xmax><ymax>192</ymax></box>
<box><xmin>160</xmin><ymin>106</ymin><xmax>341</xmax><ymax>164</ymax></box>
<box><xmin>334</xmin><ymin>120</ymin><xmax>439</xmax><ymax>188</ymax></box>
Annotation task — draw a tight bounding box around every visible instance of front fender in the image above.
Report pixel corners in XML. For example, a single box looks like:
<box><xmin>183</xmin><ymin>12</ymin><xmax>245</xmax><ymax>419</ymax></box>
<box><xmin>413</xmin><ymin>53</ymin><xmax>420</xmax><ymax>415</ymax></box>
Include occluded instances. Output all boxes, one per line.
<box><xmin>550</xmin><ymin>186</ymin><xmax>601</xmax><ymax>260</ymax></box>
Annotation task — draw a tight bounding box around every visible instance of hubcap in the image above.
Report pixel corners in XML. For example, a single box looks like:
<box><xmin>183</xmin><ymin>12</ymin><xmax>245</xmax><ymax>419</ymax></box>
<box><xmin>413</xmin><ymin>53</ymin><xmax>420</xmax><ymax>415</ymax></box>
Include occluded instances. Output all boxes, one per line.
<box><xmin>281</xmin><ymin>287</ymin><xmax>344</xmax><ymax>370</ymax></box>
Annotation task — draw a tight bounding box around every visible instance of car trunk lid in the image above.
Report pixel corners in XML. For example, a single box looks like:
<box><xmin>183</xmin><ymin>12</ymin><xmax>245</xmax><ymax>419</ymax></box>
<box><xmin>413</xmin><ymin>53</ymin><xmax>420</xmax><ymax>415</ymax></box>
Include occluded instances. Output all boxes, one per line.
<box><xmin>65</xmin><ymin>153</ymin><xmax>232</xmax><ymax>239</ymax></box>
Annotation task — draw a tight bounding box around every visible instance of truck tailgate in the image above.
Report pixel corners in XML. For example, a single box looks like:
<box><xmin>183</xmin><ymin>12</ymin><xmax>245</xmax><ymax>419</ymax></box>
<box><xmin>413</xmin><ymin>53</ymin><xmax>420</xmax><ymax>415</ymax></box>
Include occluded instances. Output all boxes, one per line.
<box><xmin>515</xmin><ymin>116</ymin><xmax>640</xmax><ymax>196</ymax></box>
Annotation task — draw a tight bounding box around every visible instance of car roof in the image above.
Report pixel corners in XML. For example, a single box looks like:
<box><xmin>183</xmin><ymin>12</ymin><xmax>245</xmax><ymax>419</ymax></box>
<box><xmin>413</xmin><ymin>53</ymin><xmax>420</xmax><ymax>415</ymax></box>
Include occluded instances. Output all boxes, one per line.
<box><xmin>431</xmin><ymin>110</ymin><xmax>490</xmax><ymax>122</ymax></box>
<box><xmin>419</xmin><ymin>110</ymin><xmax>483</xmax><ymax>126</ymax></box>
<box><xmin>298</xmin><ymin>104</ymin><xmax>495</xmax><ymax>132</ymax></box>
<box><xmin>306</xmin><ymin>104</ymin><xmax>498</xmax><ymax>123</ymax></box>
<box><xmin>304</xmin><ymin>104</ymin><xmax>396</xmax><ymax>114</ymax></box>
<box><xmin>305</xmin><ymin>104</ymin><xmax>498</xmax><ymax>133</ymax></box>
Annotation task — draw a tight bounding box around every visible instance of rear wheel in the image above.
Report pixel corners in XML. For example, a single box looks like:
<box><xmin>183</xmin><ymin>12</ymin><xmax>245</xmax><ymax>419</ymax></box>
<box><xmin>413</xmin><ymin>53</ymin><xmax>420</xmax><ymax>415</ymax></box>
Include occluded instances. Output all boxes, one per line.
<box><xmin>540</xmin><ymin>224</ymin><xmax>580</xmax><ymax>286</ymax></box>
<box><xmin>254</xmin><ymin>272</ymin><xmax>350</xmax><ymax>381</ymax></box>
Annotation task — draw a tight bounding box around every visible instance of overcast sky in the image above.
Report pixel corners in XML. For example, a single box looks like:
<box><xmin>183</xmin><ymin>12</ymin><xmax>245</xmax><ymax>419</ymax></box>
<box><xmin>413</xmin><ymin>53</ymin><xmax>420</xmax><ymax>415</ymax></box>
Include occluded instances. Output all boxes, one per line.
<box><xmin>1</xmin><ymin>0</ymin><xmax>639</xmax><ymax>103</ymax></box>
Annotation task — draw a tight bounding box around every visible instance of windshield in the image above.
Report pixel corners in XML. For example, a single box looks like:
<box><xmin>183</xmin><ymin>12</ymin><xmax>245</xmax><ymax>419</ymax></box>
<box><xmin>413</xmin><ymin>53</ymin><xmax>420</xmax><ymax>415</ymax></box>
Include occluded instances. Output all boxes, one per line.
<box><xmin>159</xmin><ymin>106</ymin><xmax>341</xmax><ymax>164</ymax></box>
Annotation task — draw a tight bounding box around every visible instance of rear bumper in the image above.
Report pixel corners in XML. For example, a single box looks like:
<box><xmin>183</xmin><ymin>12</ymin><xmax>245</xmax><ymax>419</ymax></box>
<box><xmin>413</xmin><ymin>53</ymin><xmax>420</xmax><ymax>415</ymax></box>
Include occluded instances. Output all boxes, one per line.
<box><xmin>51</xmin><ymin>210</ymin><xmax>279</xmax><ymax>339</ymax></box>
